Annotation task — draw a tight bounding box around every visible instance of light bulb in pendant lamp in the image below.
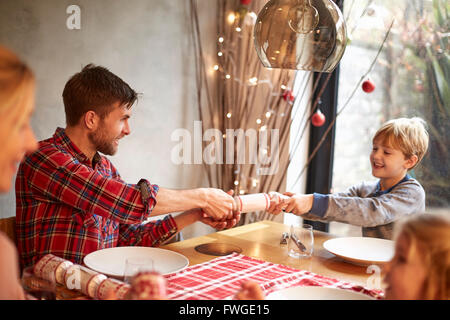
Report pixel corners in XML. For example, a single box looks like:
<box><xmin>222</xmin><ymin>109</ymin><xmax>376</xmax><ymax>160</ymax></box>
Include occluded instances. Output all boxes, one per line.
<box><xmin>254</xmin><ymin>0</ymin><xmax>347</xmax><ymax>73</ymax></box>
<box><xmin>288</xmin><ymin>1</ymin><xmax>319</xmax><ymax>34</ymax></box>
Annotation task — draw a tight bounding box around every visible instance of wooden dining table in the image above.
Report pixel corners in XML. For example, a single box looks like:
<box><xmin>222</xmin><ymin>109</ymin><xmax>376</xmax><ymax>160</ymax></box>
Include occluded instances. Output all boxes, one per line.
<box><xmin>47</xmin><ymin>220</ymin><xmax>384</xmax><ymax>300</ymax></box>
<box><xmin>162</xmin><ymin>220</ymin><xmax>382</xmax><ymax>288</ymax></box>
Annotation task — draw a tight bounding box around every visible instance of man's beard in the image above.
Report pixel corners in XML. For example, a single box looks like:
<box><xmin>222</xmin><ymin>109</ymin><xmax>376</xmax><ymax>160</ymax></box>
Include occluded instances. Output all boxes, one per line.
<box><xmin>88</xmin><ymin>127</ymin><xmax>118</xmax><ymax>156</ymax></box>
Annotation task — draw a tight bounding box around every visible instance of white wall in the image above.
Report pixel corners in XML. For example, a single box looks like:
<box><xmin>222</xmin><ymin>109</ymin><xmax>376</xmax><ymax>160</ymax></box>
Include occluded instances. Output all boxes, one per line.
<box><xmin>0</xmin><ymin>0</ymin><xmax>218</xmax><ymax>239</ymax></box>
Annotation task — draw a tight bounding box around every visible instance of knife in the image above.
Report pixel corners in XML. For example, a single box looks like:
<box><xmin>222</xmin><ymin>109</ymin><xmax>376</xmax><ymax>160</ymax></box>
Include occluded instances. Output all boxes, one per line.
<box><xmin>290</xmin><ymin>225</ymin><xmax>307</xmax><ymax>252</ymax></box>
<box><xmin>291</xmin><ymin>234</ymin><xmax>307</xmax><ymax>252</ymax></box>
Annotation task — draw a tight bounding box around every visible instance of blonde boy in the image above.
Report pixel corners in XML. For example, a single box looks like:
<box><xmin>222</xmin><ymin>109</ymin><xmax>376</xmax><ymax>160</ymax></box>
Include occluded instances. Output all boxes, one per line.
<box><xmin>269</xmin><ymin>117</ymin><xmax>429</xmax><ymax>239</ymax></box>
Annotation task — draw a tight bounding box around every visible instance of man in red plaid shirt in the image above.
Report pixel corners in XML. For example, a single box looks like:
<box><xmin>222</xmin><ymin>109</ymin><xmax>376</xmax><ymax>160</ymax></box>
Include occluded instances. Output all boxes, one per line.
<box><xmin>16</xmin><ymin>65</ymin><xmax>239</xmax><ymax>268</ymax></box>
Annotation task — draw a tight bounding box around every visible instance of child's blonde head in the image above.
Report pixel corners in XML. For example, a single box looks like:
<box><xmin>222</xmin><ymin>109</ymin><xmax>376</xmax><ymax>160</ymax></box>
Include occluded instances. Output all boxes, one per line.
<box><xmin>373</xmin><ymin>117</ymin><xmax>429</xmax><ymax>169</ymax></box>
<box><xmin>394</xmin><ymin>213</ymin><xmax>450</xmax><ymax>300</ymax></box>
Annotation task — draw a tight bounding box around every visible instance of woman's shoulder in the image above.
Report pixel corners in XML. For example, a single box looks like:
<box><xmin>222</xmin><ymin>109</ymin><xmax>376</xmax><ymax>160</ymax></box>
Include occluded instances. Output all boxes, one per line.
<box><xmin>0</xmin><ymin>231</ymin><xmax>25</xmax><ymax>300</ymax></box>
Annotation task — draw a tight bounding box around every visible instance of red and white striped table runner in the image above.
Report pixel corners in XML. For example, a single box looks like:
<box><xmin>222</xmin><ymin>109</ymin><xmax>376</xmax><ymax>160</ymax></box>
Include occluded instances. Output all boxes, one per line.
<box><xmin>165</xmin><ymin>253</ymin><xmax>384</xmax><ymax>300</ymax></box>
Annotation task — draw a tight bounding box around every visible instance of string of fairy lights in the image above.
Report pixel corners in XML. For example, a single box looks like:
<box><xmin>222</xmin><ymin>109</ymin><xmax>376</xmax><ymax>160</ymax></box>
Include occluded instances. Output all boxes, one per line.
<box><xmin>207</xmin><ymin>1</ymin><xmax>298</xmax><ymax>195</ymax></box>
<box><xmin>201</xmin><ymin>0</ymin><xmax>398</xmax><ymax>198</ymax></box>
<box><xmin>210</xmin><ymin>3</ymin><xmax>296</xmax><ymax>130</ymax></box>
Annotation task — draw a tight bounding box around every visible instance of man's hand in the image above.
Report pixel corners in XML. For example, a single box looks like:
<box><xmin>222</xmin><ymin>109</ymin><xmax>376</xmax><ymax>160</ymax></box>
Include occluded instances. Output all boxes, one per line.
<box><xmin>199</xmin><ymin>210</ymin><xmax>241</xmax><ymax>231</ymax></box>
<box><xmin>201</xmin><ymin>189</ymin><xmax>240</xmax><ymax>230</ymax></box>
<box><xmin>200</xmin><ymin>188</ymin><xmax>236</xmax><ymax>221</ymax></box>
<box><xmin>173</xmin><ymin>206</ymin><xmax>240</xmax><ymax>234</ymax></box>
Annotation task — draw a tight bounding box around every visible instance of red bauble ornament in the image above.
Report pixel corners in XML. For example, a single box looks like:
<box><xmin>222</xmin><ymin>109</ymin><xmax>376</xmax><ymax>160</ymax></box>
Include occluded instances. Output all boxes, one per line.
<box><xmin>362</xmin><ymin>79</ymin><xmax>375</xmax><ymax>93</ymax></box>
<box><xmin>282</xmin><ymin>90</ymin><xmax>295</xmax><ymax>102</ymax></box>
<box><xmin>240</xmin><ymin>0</ymin><xmax>252</xmax><ymax>5</ymax></box>
<box><xmin>311</xmin><ymin>110</ymin><xmax>326</xmax><ymax>127</ymax></box>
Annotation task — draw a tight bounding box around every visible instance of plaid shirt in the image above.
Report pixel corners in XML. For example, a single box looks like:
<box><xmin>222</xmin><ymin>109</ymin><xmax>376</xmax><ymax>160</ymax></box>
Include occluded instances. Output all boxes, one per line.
<box><xmin>16</xmin><ymin>127</ymin><xmax>178</xmax><ymax>268</ymax></box>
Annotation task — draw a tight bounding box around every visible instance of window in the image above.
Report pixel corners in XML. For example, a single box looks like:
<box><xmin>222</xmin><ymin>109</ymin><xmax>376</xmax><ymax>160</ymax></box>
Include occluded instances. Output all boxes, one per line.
<box><xmin>331</xmin><ymin>0</ymin><xmax>449</xmax><ymax>236</ymax></box>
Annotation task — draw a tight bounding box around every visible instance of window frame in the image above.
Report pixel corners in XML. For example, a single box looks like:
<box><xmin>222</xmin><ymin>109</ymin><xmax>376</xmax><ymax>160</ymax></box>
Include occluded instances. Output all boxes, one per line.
<box><xmin>303</xmin><ymin>0</ymin><xmax>344</xmax><ymax>232</ymax></box>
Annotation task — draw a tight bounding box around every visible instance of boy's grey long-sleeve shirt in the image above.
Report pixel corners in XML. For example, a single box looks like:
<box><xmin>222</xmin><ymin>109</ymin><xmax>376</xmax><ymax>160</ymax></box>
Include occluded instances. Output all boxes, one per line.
<box><xmin>302</xmin><ymin>175</ymin><xmax>425</xmax><ymax>240</ymax></box>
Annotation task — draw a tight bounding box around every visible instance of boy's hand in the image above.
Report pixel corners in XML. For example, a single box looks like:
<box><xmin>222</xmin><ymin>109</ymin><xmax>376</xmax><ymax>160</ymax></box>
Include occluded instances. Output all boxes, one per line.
<box><xmin>267</xmin><ymin>191</ymin><xmax>285</xmax><ymax>215</ymax></box>
<box><xmin>282</xmin><ymin>193</ymin><xmax>314</xmax><ymax>215</ymax></box>
<box><xmin>268</xmin><ymin>192</ymin><xmax>314</xmax><ymax>216</ymax></box>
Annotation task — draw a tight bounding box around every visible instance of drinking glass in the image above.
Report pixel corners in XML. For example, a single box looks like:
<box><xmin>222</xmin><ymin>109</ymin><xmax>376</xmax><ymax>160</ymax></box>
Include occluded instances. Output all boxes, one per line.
<box><xmin>288</xmin><ymin>224</ymin><xmax>314</xmax><ymax>258</ymax></box>
<box><xmin>123</xmin><ymin>257</ymin><xmax>155</xmax><ymax>284</ymax></box>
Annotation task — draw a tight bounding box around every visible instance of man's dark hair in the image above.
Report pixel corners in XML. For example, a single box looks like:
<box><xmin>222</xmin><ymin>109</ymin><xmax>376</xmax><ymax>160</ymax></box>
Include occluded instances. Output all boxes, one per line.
<box><xmin>62</xmin><ymin>64</ymin><xmax>138</xmax><ymax>126</ymax></box>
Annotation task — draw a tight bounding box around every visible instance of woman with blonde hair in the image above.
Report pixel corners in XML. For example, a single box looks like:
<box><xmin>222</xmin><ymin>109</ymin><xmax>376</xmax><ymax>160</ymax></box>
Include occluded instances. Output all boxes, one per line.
<box><xmin>0</xmin><ymin>45</ymin><xmax>38</xmax><ymax>299</ymax></box>
<box><xmin>235</xmin><ymin>213</ymin><xmax>450</xmax><ymax>300</ymax></box>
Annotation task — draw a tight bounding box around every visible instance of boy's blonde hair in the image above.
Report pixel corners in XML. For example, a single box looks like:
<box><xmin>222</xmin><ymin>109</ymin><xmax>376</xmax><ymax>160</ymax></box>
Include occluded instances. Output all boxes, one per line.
<box><xmin>373</xmin><ymin>117</ymin><xmax>429</xmax><ymax>169</ymax></box>
<box><xmin>395</xmin><ymin>213</ymin><xmax>450</xmax><ymax>300</ymax></box>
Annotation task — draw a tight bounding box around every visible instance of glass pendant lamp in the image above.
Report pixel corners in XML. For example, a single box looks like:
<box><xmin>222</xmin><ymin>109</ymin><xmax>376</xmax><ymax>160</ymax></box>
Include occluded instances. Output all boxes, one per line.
<box><xmin>254</xmin><ymin>0</ymin><xmax>347</xmax><ymax>72</ymax></box>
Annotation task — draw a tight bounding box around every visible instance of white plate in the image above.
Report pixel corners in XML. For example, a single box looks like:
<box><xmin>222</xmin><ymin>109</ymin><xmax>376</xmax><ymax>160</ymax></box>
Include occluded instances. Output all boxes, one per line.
<box><xmin>83</xmin><ymin>246</ymin><xmax>189</xmax><ymax>278</ymax></box>
<box><xmin>323</xmin><ymin>237</ymin><xmax>395</xmax><ymax>265</ymax></box>
<box><xmin>266</xmin><ymin>286</ymin><xmax>374</xmax><ymax>300</ymax></box>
